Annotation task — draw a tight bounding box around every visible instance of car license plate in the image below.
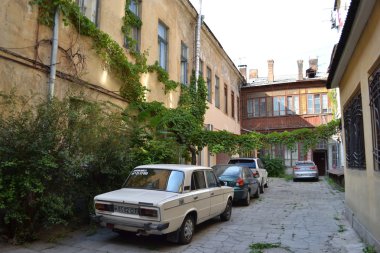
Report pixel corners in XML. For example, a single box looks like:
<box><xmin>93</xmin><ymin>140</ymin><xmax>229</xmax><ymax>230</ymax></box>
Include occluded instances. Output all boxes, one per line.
<box><xmin>114</xmin><ymin>205</ymin><xmax>139</xmax><ymax>215</ymax></box>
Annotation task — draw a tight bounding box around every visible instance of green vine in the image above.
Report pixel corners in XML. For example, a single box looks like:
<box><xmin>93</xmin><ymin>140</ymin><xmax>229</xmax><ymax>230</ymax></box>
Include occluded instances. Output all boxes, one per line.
<box><xmin>122</xmin><ymin>0</ymin><xmax>142</xmax><ymax>56</ymax></box>
<box><xmin>147</xmin><ymin>62</ymin><xmax>180</xmax><ymax>93</ymax></box>
<box><xmin>29</xmin><ymin>0</ymin><xmax>180</xmax><ymax>102</ymax></box>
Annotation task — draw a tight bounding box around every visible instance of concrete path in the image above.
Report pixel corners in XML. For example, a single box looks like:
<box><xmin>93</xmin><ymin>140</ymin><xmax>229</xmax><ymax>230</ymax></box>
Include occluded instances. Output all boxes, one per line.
<box><xmin>1</xmin><ymin>177</ymin><xmax>365</xmax><ymax>253</ymax></box>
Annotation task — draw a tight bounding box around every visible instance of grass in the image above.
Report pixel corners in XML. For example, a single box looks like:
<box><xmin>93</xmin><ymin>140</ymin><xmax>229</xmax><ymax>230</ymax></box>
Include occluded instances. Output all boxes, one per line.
<box><xmin>363</xmin><ymin>245</ymin><xmax>377</xmax><ymax>253</ymax></box>
<box><xmin>338</xmin><ymin>224</ymin><xmax>347</xmax><ymax>233</ymax></box>
<box><xmin>326</xmin><ymin>177</ymin><xmax>345</xmax><ymax>192</ymax></box>
<box><xmin>249</xmin><ymin>242</ymin><xmax>292</xmax><ymax>253</ymax></box>
<box><xmin>281</xmin><ymin>174</ymin><xmax>293</xmax><ymax>181</ymax></box>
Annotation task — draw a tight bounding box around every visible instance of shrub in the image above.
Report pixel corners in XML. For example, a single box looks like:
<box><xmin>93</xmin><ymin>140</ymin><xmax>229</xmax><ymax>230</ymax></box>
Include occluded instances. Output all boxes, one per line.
<box><xmin>0</xmin><ymin>92</ymin><xmax>134</xmax><ymax>242</ymax></box>
<box><xmin>261</xmin><ymin>155</ymin><xmax>286</xmax><ymax>177</ymax></box>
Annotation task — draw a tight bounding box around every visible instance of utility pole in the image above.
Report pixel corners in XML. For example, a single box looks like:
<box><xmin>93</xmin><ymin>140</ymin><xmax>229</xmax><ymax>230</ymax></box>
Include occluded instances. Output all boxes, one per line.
<box><xmin>48</xmin><ymin>8</ymin><xmax>59</xmax><ymax>101</ymax></box>
<box><xmin>195</xmin><ymin>0</ymin><xmax>202</xmax><ymax>87</ymax></box>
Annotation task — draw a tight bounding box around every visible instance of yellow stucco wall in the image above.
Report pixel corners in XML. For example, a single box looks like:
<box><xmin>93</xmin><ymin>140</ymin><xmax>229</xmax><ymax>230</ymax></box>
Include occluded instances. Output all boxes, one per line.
<box><xmin>339</xmin><ymin>0</ymin><xmax>380</xmax><ymax>241</ymax></box>
<box><xmin>0</xmin><ymin>0</ymin><xmax>243</xmax><ymax>166</ymax></box>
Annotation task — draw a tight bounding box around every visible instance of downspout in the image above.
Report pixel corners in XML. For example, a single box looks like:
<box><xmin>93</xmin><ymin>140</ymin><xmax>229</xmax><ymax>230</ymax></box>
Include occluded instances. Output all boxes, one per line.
<box><xmin>194</xmin><ymin>0</ymin><xmax>202</xmax><ymax>86</ymax></box>
<box><xmin>48</xmin><ymin>8</ymin><xmax>59</xmax><ymax>100</ymax></box>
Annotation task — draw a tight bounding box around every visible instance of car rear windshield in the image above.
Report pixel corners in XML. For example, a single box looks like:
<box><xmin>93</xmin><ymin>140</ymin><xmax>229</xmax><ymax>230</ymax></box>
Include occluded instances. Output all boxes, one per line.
<box><xmin>213</xmin><ymin>165</ymin><xmax>242</xmax><ymax>177</ymax></box>
<box><xmin>229</xmin><ymin>159</ymin><xmax>256</xmax><ymax>168</ymax></box>
<box><xmin>123</xmin><ymin>168</ymin><xmax>184</xmax><ymax>193</ymax></box>
<box><xmin>295</xmin><ymin>162</ymin><xmax>315</xmax><ymax>166</ymax></box>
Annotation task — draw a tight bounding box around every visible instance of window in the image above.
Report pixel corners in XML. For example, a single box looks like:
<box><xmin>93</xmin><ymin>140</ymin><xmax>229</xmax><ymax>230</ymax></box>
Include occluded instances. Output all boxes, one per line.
<box><xmin>369</xmin><ymin>66</ymin><xmax>380</xmax><ymax>171</ymax></box>
<box><xmin>77</xmin><ymin>0</ymin><xmax>99</xmax><ymax>25</ymax></box>
<box><xmin>180</xmin><ymin>42</ymin><xmax>188</xmax><ymax>84</ymax></box>
<box><xmin>205</xmin><ymin>171</ymin><xmax>218</xmax><ymax>188</ymax></box>
<box><xmin>124</xmin><ymin>168</ymin><xmax>184</xmax><ymax>193</ymax></box>
<box><xmin>124</xmin><ymin>0</ymin><xmax>141</xmax><ymax>51</ymax></box>
<box><xmin>231</xmin><ymin>91</ymin><xmax>235</xmax><ymax>118</ymax></box>
<box><xmin>322</xmin><ymin>94</ymin><xmax>328</xmax><ymax>113</ymax></box>
<box><xmin>287</xmin><ymin>95</ymin><xmax>299</xmax><ymax>115</ymax></box>
<box><xmin>332</xmin><ymin>144</ymin><xmax>338</xmax><ymax>168</ymax></box>
<box><xmin>259</xmin><ymin>98</ymin><xmax>266</xmax><ymax>116</ymax></box>
<box><xmin>307</xmin><ymin>94</ymin><xmax>313</xmax><ymax>114</ymax></box>
<box><xmin>237</xmin><ymin>97</ymin><xmax>240</xmax><ymax>122</ymax></box>
<box><xmin>191</xmin><ymin>171</ymin><xmax>207</xmax><ymax>190</ymax></box>
<box><xmin>247</xmin><ymin>97</ymin><xmax>266</xmax><ymax>118</ymax></box>
<box><xmin>344</xmin><ymin>91</ymin><xmax>366</xmax><ymax>169</ymax></box>
<box><xmin>224</xmin><ymin>84</ymin><xmax>228</xmax><ymax>114</ymax></box>
<box><xmin>273</xmin><ymin>96</ymin><xmax>285</xmax><ymax>116</ymax></box>
<box><xmin>158</xmin><ymin>22</ymin><xmax>168</xmax><ymax>70</ymax></box>
<box><xmin>207</xmin><ymin>67</ymin><xmax>212</xmax><ymax>102</ymax></box>
<box><xmin>307</xmin><ymin>94</ymin><xmax>328</xmax><ymax>114</ymax></box>
<box><xmin>215</xmin><ymin>76</ymin><xmax>220</xmax><ymax>108</ymax></box>
<box><xmin>199</xmin><ymin>60</ymin><xmax>204</xmax><ymax>79</ymax></box>
<box><xmin>314</xmin><ymin>94</ymin><xmax>321</xmax><ymax>114</ymax></box>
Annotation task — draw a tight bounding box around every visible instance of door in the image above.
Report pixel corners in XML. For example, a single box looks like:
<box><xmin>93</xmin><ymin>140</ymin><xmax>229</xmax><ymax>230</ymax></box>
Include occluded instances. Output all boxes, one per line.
<box><xmin>190</xmin><ymin>171</ymin><xmax>211</xmax><ymax>222</ymax></box>
<box><xmin>205</xmin><ymin>170</ymin><xmax>224</xmax><ymax>216</ymax></box>
<box><xmin>313</xmin><ymin>150</ymin><xmax>327</xmax><ymax>176</ymax></box>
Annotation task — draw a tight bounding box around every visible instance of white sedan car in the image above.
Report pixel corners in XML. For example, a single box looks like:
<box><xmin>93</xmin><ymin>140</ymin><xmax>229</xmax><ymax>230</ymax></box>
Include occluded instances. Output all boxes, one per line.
<box><xmin>93</xmin><ymin>164</ymin><xmax>234</xmax><ymax>244</ymax></box>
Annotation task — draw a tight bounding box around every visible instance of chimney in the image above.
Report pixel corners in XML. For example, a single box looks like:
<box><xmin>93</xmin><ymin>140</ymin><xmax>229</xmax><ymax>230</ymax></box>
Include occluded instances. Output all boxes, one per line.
<box><xmin>297</xmin><ymin>60</ymin><xmax>303</xmax><ymax>80</ymax></box>
<box><xmin>249</xmin><ymin>69</ymin><xmax>258</xmax><ymax>79</ymax></box>
<box><xmin>306</xmin><ymin>58</ymin><xmax>318</xmax><ymax>78</ymax></box>
<box><xmin>309</xmin><ymin>58</ymin><xmax>318</xmax><ymax>72</ymax></box>
<box><xmin>238</xmin><ymin>65</ymin><xmax>247</xmax><ymax>81</ymax></box>
<box><xmin>268</xmin><ymin>59</ymin><xmax>274</xmax><ymax>82</ymax></box>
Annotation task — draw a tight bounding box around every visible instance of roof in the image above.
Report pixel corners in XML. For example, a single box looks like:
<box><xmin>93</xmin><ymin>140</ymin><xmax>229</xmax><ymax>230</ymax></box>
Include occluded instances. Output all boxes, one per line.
<box><xmin>326</xmin><ymin>0</ymin><xmax>377</xmax><ymax>88</ymax></box>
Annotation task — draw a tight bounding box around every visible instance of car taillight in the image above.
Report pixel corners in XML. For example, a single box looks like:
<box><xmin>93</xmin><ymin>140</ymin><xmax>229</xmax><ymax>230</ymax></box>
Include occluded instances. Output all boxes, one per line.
<box><xmin>310</xmin><ymin>166</ymin><xmax>316</xmax><ymax>170</ymax></box>
<box><xmin>236</xmin><ymin>177</ymin><xmax>244</xmax><ymax>187</ymax></box>
<box><xmin>293</xmin><ymin>167</ymin><xmax>300</xmax><ymax>170</ymax></box>
<box><xmin>139</xmin><ymin>207</ymin><xmax>158</xmax><ymax>217</ymax></box>
<box><xmin>95</xmin><ymin>203</ymin><xmax>114</xmax><ymax>212</ymax></box>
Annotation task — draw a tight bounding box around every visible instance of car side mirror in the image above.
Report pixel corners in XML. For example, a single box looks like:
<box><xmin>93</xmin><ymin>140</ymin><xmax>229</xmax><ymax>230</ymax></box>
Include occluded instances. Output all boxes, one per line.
<box><xmin>219</xmin><ymin>180</ymin><xmax>226</xmax><ymax>186</ymax></box>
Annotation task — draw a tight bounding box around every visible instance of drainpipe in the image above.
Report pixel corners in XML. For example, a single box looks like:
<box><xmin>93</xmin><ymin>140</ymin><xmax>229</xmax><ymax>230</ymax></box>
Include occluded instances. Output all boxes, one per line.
<box><xmin>195</xmin><ymin>0</ymin><xmax>202</xmax><ymax>87</ymax></box>
<box><xmin>48</xmin><ymin>8</ymin><xmax>59</xmax><ymax>101</ymax></box>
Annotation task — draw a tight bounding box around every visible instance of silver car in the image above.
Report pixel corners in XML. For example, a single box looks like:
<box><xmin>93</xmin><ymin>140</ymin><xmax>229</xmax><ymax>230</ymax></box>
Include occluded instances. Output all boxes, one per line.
<box><xmin>293</xmin><ymin>161</ymin><xmax>319</xmax><ymax>181</ymax></box>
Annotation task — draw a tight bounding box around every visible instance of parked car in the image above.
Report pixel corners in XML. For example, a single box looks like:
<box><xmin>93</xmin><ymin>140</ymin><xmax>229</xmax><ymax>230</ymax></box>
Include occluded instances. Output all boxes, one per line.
<box><xmin>93</xmin><ymin>164</ymin><xmax>234</xmax><ymax>244</ymax></box>
<box><xmin>228</xmin><ymin>158</ymin><xmax>269</xmax><ymax>193</ymax></box>
<box><xmin>293</xmin><ymin>161</ymin><xmax>319</xmax><ymax>181</ymax></box>
<box><xmin>212</xmin><ymin>164</ymin><xmax>260</xmax><ymax>206</ymax></box>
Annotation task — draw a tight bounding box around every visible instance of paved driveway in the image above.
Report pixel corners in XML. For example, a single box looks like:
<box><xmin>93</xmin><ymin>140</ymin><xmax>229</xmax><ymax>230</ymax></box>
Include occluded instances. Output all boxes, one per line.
<box><xmin>1</xmin><ymin>177</ymin><xmax>365</xmax><ymax>253</ymax></box>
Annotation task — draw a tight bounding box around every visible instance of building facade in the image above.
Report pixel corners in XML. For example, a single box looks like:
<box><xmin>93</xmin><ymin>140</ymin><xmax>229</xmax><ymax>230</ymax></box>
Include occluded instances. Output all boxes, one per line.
<box><xmin>240</xmin><ymin>60</ymin><xmax>337</xmax><ymax>174</ymax></box>
<box><xmin>0</xmin><ymin>0</ymin><xmax>244</xmax><ymax>166</ymax></box>
<box><xmin>326</xmin><ymin>0</ymin><xmax>380</xmax><ymax>250</ymax></box>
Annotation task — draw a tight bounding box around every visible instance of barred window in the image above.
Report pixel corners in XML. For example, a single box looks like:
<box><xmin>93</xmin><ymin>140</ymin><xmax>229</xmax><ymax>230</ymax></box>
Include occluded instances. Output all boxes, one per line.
<box><xmin>343</xmin><ymin>91</ymin><xmax>366</xmax><ymax>169</ymax></box>
<box><xmin>369</xmin><ymin>66</ymin><xmax>380</xmax><ymax>171</ymax></box>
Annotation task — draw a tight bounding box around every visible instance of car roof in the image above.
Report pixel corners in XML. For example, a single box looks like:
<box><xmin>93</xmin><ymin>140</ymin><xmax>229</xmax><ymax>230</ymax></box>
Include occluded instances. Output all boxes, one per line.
<box><xmin>229</xmin><ymin>157</ymin><xmax>258</xmax><ymax>161</ymax></box>
<box><xmin>212</xmin><ymin>164</ymin><xmax>248</xmax><ymax>168</ymax></box>
<box><xmin>135</xmin><ymin>164</ymin><xmax>212</xmax><ymax>172</ymax></box>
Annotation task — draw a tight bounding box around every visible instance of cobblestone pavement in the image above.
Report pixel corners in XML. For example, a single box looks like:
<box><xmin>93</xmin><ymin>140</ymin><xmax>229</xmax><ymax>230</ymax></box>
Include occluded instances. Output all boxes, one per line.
<box><xmin>1</xmin><ymin>177</ymin><xmax>365</xmax><ymax>253</ymax></box>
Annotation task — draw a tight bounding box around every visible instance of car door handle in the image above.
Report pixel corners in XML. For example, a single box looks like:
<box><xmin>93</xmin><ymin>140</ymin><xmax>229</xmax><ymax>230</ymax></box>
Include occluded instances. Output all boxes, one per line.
<box><xmin>193</xmin><ymin>196</ymin><xmax>198</xmax><ymax>200</ymax></box>
<box><xmin>210</xmin><ymin>192</ymin><xmax>214</xmax><ymax>196</ymax></box>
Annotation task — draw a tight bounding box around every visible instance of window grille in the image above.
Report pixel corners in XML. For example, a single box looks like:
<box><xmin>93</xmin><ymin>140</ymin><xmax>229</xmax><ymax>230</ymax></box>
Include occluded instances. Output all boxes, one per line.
<box><xmin>343</xmin><ymin>91</ymin><xmax>366</xmax><ymax>169</ymax></box>
<box><xmin>369</xmin><ymin>66</ymin><xmax>380</xmax><ymax>171</ymax></box>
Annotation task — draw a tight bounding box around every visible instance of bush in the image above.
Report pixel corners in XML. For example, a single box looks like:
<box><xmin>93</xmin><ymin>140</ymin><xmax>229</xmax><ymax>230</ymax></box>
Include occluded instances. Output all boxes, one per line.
<box><xmin>0</xmin><ymin>92</ymin><xmax>134</xmax><ymax>242</ymax></box>
<box><xmin>261</xmin><ymin>155</ymin><xmax>286</xmax><ymax>177</ymax></box>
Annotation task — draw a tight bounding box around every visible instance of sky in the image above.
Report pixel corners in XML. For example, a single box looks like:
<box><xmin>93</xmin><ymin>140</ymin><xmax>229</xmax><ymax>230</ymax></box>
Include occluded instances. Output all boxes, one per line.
<box><xmin>189</xmin><ymin>0</ymin><xmax>340</xmax><ymax>80</ymax></box>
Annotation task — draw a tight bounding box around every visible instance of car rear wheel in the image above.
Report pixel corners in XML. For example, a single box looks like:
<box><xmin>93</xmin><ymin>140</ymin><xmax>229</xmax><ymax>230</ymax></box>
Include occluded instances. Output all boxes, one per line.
<box><xmin>264</xmin><ymin>179</ymin><xmax>269</xmax><ymax>188</ymax></box>
<box><xmin>220</xmin><ymin>199</ymin><xmax>232</xmax><ymax>221</ymax></box>
<box><xmin>179</xmin><ymin>215</ymin><xmax>195</xmax><ymax>244</ymax></box>
<box><xmin>260</xmin><ymin>182</ymin><xmax>264</xmax><ymax>193</ymax></box>
<box><xmin>243</xmin><ymin>190</ymin><xmax>251</xmax><ymax>206</ymax></box>
<box><xmin>253</xmin><ymin>186</ymin><xmax>260</xmax><ymax>198</ymax></box>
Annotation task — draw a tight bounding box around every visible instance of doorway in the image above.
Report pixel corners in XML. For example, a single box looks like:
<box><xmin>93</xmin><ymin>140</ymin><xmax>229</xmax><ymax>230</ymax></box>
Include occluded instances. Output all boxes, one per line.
<box><xmin>313</xmin><ymin>150</ymin><xmax>327</xmax><ymax>176</ymax></box>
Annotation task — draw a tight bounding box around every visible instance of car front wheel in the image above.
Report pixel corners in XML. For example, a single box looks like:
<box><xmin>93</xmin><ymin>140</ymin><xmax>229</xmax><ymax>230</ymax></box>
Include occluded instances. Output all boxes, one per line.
<box><xmin>220</xmin><ymin>199</ymin><xmax>232</xmax><ymax>221</ymax></box>
<box><xmin>179</xmin><ymin>215</ymin><xmax>195</xmax><ymax>244</ymax></box>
